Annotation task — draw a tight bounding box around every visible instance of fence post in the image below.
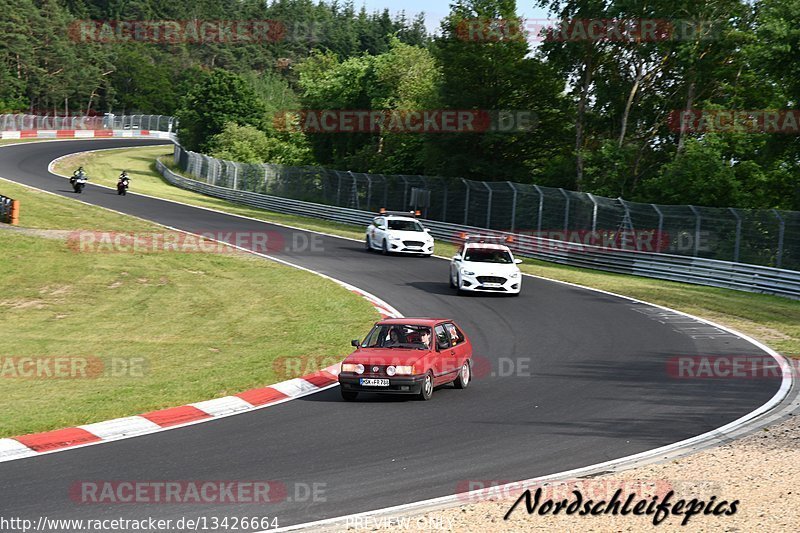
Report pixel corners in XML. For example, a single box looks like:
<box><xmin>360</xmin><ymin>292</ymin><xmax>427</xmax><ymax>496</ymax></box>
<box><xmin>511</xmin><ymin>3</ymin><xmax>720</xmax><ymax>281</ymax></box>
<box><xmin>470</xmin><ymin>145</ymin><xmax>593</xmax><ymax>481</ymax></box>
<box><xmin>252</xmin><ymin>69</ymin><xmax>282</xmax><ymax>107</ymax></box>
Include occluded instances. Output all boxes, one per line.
<box><xmin>362</xmin><ymin>173</ymin><xmax>372</xmax><ymax>211</ymax></box>
<box><xmin>507</xmin><ymin>181</ymin><xmax>517</xmax><ymax>233</ymax></box>
<box><xmin>773</xmin><ymin>209</ymin><xmax>785</xmax><ymax>268</ymax></box>
<box><xmin>652</xmin><ymin>204</ymin><xmax>664</xmax><ymax>253</ymax></box>
<box><xmin>688</xmin><ymin>205</ymin><xmax>701</xmax><ymax>257</ymax></box>
<box><xmin>10</xmin><ymin>199</ymin><xmax>19</xmax><ymax>225</ymax></box>
<box><xmin>533</xmin><ymin>185</ymin><xmax>544</xmax><ymax>233</ymax></box>
<box><xmin>587</xmin><ymin>193</ymin><xmax>598</xmax><ymax>233</ymax></box>
<box><xmin>559</xmin><ymin>188</ymin><xmax>570</xmax><ymax>232</ymax></box>
<box><xmin>349</xmin><ymin>171</ymin><xmax>358</xmax><ymax>209</ymax></box>
<box><xmin>618</xmin><ymin>198</ymin><xmax>638</xmax><ymax>250</ymax></box>
<box><xmin>459</xmin><ymin>178</ymin><xmax>470</xmax><ymax>225</ymax></box>
<box><xmin>728</xmin><ymin>207</ymin><xmax>741</xmax><ymax>263</ymax></box>
<box><xmin>483</xmin><ymin>182</ymin><xmax>493</xmax><ymax>229</ymax></box>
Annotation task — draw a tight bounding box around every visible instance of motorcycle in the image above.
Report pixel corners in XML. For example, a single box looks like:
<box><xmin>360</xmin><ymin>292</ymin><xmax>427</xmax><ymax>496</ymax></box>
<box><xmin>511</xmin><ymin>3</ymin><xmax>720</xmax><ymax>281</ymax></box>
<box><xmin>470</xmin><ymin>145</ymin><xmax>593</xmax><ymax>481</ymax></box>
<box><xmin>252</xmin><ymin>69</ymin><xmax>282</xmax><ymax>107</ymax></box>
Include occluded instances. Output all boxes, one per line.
<box><xmin>117</xmin><ymin>176</ymin><xmax>130</xmax><ymax>196</ymax></box>
<box><xmin>70</xmin><ymin>172</ymin><xmax>88</xmax><ymax>194</ymax></box>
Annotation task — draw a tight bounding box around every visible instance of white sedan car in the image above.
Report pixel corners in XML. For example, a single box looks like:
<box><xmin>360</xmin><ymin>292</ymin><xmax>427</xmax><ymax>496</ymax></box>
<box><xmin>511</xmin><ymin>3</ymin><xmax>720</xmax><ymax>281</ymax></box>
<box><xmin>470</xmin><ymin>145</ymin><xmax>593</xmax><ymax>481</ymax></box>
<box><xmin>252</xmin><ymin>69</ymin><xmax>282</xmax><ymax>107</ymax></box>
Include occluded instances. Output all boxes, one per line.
<box><xmin>365</xmin><ymin>212</ymin><xmax>435</xmax><ymax>256</ymax></box>
<box><xmin>450</xmin><ymin>237</ymin><xmax>523</xmax><ymax>295</ymax></box>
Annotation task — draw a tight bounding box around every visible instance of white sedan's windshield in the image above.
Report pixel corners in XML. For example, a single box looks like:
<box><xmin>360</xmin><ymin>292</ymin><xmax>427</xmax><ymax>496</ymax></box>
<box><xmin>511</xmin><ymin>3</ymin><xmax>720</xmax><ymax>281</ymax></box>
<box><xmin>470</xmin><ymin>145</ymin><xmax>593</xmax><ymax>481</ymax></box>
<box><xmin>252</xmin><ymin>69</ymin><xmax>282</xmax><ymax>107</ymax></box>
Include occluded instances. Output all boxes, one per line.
<box><xmin>464</xmin><ymin>249</ymin><xmax>513</xmax><ymax>263</ymax></box>
<box><xmin>387</xmin><ymin>220</ymin><xmax>424</xmax><ymax>232</ymax></box>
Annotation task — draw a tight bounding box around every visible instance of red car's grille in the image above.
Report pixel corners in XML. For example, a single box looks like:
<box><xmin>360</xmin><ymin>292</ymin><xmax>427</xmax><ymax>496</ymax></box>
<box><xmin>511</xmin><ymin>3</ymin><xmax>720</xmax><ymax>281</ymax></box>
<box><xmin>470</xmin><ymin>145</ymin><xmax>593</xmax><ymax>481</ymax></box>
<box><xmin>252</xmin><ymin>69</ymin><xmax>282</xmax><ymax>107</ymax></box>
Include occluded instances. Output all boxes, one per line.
<box><xmin>362</xmin><ymin>365</ymin><xmax>388</xmax><ymax>376</ymax></box>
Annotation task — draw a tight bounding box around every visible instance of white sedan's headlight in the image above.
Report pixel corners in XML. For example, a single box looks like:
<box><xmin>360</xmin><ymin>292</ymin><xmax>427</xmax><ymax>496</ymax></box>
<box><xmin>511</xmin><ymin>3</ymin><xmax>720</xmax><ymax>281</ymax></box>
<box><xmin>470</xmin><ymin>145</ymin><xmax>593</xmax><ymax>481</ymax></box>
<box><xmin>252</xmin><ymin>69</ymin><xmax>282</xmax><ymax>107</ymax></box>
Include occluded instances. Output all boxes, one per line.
<box><xmin>509</xmin><ymin>272</ymin><xmax>519</xmax><ymax>278</ymax></box>
<box><xmin>389</xmin><ymin>235</ymin><xmax>402</xmax><ymax>241</ymax></box>
<box><xmin>461</xmin><ymin>269</ymin><xmax>475</xmax><ymax>276</ymax></box>
<box><xmin>342</xmin><ymin>363</ymin><xmax>365</xmax><ymax>374</ymax></box>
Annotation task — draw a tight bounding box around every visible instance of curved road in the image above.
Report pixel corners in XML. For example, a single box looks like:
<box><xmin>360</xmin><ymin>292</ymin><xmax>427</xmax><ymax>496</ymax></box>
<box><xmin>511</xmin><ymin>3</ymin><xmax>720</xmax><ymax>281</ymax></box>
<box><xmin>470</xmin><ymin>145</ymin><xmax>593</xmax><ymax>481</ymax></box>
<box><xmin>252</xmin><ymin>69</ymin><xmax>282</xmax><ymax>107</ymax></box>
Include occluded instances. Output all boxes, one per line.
<box><xmin>0</xmin><ymin>140</ymin><xmax>782</xmax><ymax>527</ymax></box>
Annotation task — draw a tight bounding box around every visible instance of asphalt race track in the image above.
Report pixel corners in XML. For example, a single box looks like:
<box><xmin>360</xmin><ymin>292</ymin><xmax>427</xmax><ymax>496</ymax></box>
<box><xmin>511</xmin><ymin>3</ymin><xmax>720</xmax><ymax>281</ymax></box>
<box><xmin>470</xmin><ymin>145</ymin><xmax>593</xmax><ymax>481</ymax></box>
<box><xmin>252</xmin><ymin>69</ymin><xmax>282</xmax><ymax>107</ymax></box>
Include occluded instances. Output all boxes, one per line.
<box><xmin>0</xmin><ymin>140</ymin><xmax>783</xmax><ymax>527</ymax></box>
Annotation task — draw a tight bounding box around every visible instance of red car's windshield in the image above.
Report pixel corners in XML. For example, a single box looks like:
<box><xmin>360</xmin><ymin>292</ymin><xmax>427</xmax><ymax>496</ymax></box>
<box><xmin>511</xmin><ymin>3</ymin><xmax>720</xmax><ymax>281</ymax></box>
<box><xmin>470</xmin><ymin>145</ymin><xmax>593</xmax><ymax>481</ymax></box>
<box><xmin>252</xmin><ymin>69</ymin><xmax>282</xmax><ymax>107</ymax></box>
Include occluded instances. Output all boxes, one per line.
<box><xmin>362</xmin><ymin>324</ymin><xmax>432</xmax><ymax>350</ymax></box>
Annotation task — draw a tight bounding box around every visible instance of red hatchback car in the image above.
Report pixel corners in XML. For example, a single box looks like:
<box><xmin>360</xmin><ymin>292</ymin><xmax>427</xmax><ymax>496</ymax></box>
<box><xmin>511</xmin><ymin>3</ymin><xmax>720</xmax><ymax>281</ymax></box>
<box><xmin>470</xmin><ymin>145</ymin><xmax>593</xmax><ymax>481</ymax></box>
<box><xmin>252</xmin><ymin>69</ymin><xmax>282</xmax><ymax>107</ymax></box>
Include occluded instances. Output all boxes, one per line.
<box><xmin>338</xmin><ymin>318</ymin><xmax>473</xmax><ymax>401</ymax></box>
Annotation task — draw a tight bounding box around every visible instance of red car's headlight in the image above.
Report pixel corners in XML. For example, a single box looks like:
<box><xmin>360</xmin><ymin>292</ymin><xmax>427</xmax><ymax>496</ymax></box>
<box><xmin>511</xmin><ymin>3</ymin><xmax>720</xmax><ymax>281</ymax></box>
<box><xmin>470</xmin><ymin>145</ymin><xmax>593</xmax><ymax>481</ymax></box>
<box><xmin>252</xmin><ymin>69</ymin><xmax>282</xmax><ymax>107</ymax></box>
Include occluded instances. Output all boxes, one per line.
<box><xmin>393</xmin><ymin>365</ymin><xmax>415</xmax><ymax>375</ymax></box>
<box><xmin>341</xmin><ymin>363</ymin><xmax>364</xmax><ymax>374</ymax></box>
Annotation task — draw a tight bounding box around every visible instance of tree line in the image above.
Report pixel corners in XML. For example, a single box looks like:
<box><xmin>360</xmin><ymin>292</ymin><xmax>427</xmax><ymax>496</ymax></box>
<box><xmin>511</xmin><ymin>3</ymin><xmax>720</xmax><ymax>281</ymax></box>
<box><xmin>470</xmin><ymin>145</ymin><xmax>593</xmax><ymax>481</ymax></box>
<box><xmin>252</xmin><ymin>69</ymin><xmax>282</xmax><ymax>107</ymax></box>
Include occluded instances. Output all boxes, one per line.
<box><xmin>1</xmin><ymin>0</ymin><xmax>797</xmax><ymax>209</ymax></box>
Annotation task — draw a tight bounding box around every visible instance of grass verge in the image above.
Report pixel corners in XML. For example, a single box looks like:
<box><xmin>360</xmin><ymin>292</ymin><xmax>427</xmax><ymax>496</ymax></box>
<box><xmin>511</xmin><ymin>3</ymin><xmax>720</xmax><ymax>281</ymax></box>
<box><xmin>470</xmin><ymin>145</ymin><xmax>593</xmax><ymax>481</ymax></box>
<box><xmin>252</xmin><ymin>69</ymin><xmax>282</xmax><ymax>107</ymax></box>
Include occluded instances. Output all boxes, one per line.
<box><xmin>52</xmin><ymin>145</ymin><xmax>800</xmax><ymax>356</ymax></box>
<box><xmin>0</xmin><ymin>178</ymin><xmax>377</xmax><ymax>437</ymax></box>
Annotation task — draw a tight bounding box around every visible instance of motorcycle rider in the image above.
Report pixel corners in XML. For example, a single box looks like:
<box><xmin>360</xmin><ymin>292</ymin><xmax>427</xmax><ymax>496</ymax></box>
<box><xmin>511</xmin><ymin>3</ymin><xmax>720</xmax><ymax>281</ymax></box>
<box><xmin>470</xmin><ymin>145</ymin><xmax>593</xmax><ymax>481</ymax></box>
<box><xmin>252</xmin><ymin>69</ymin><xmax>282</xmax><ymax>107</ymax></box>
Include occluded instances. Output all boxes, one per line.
<box><xmin>117</xmin><ymin>170</ymin><xmax>130</xmax><ymax>195</ymax></box>
<box><xmin>70</xmin><ymin>167</ymin><xmax>86</xmax><ymax>186</ymax></box>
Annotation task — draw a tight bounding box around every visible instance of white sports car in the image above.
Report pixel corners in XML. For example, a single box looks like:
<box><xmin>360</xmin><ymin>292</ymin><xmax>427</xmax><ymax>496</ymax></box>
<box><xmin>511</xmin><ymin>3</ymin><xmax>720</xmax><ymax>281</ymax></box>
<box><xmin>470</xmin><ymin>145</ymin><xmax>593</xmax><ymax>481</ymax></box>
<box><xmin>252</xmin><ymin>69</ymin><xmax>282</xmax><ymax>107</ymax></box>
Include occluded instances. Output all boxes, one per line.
<box><xmin>450</xmin><ymin>237</ymin><xmax>523</xmax><ymax>295</ymax></box>
<box><xmin>365</xmin><ymin>211</ymin><xmax>435</xmax><ymax>256</ymax></box>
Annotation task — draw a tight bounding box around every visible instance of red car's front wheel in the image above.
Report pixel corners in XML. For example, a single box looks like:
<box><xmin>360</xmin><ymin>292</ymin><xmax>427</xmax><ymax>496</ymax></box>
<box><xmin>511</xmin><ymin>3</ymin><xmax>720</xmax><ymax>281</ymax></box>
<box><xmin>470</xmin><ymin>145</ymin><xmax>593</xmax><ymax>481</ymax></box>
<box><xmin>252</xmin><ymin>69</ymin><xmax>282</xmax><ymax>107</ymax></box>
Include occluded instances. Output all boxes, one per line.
<box><xmin>453</xmin><ymin>360</ymin><xmax>471</xmax><ymax>389</ymax></box>
<box><xmin>419</xmin><ymin>372</ymin><xmax>434</xmax><ymax>401</ymax></box>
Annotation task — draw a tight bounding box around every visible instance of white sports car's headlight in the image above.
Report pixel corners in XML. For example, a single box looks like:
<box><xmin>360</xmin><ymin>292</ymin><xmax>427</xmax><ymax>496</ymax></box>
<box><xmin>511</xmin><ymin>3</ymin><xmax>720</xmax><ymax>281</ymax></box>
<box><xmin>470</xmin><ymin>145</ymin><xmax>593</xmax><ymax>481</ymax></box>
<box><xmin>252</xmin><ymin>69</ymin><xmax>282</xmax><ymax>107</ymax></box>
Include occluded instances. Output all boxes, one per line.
<box><xmin>461</xmin><ymin>269</ymin><xmax>475</xmax><ymax>276</ymax></box>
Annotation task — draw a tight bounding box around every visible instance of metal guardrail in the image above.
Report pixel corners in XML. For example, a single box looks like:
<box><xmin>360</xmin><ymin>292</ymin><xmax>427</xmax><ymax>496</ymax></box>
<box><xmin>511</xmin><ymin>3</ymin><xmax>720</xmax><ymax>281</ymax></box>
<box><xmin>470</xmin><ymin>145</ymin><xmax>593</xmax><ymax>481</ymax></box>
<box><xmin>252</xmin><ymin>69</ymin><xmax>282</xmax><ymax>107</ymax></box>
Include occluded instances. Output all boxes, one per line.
<box><xmin>156</xmin><ymin>160</ymin><xmax>800</xmax><ymax>299</ymax></box>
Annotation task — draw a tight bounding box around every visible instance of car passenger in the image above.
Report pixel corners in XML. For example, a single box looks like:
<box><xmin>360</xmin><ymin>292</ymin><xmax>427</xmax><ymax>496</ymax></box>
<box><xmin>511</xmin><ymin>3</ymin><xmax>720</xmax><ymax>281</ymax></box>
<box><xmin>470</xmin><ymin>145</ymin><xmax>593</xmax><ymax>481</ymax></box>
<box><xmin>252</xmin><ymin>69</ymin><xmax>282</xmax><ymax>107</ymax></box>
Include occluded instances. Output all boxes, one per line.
<box><xmin>419</xmin><ymin>329</ymin><xmax>432</xmax><ymax>349</ymax></box>
<box><xmin>386</xmin><ymin>327</ymin><xmax>402</xmax><ymax>347</ymax></box>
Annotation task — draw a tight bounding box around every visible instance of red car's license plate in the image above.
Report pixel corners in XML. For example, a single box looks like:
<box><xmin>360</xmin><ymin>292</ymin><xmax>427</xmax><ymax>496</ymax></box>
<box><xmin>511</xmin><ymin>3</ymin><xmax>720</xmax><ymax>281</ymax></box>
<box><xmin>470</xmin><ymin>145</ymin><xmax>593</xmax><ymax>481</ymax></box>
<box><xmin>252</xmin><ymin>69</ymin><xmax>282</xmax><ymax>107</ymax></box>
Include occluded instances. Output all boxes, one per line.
<box><xmin>360</xmin><ymin>378</ymin><xmax>389</xmax><ymax>386</ymax></box>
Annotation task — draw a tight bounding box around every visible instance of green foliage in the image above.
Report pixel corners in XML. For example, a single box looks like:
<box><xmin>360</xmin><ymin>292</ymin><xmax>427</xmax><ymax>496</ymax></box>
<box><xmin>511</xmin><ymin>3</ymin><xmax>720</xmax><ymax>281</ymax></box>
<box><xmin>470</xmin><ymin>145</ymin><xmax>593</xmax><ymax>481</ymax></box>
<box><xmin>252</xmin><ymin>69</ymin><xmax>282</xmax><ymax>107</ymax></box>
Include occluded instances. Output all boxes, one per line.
<box><xmin>175</xmin><ymin>70</ymin><xmax>266</xmax><ymax>151</ymax></box>
<box><xmin>429</xmin><ymin>0</ymin><xmax>572</xmax><ymax>181</ymax></box>
<box><xmin>208</xmin><ymin>122</ymin><xmax>312</xmax><ymax>165</ymax></box>
<box><xmin>642</xmin><ymin>138</ymin><xmax>742</xmax><ymax>207</ymax></box>
<box><xmin>107</xmin><ymin>47</ymin><xmax>181</xmax><ymax>114</ymax></box>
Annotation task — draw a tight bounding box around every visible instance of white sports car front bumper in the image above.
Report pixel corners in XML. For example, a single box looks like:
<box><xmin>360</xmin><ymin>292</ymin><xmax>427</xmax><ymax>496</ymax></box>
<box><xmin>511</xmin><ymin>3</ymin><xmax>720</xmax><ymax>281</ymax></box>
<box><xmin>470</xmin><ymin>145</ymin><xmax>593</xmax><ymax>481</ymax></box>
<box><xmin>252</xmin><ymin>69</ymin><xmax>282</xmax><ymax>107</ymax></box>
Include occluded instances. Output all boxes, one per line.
<box><xmin>386</xmin><ymin>239</ymin><xmax>434</xmax><ymax>255</ymax></box>
<box><xmin>458</xmin><ymin>272</ymin><xmax>521</xmax><ymax>293</ymax></box>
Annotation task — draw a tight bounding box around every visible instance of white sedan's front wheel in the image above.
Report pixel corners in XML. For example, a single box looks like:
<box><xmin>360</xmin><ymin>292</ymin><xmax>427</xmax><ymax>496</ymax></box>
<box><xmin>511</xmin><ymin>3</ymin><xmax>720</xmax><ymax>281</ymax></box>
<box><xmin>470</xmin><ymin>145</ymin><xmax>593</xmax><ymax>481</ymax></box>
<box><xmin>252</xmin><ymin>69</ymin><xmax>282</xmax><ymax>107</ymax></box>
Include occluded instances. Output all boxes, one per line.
<box><xmin>456</xmin><ymin>275</ymin><xmax>467</xmax><ymax>296</ymax></box>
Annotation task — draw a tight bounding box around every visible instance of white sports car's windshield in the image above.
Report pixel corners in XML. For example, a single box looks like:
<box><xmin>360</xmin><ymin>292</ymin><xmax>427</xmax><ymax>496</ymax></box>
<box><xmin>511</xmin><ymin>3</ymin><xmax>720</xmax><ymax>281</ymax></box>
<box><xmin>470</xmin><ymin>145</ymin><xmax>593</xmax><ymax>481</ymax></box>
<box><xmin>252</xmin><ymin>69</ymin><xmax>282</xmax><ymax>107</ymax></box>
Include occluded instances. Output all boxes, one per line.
<box><xmin>464</xmin><ymin>249</ymin><xmax>513</xmax><ymax>264</ymax></box>
<box><xmin>362</xmin><ymin>324</ymin><xmax>432</xmax><ymax>349</ymax></box>
<box><xmin>387</xmin><ymin>220</ymin><xmax>424</xmax><ymax>232</ymax></box>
